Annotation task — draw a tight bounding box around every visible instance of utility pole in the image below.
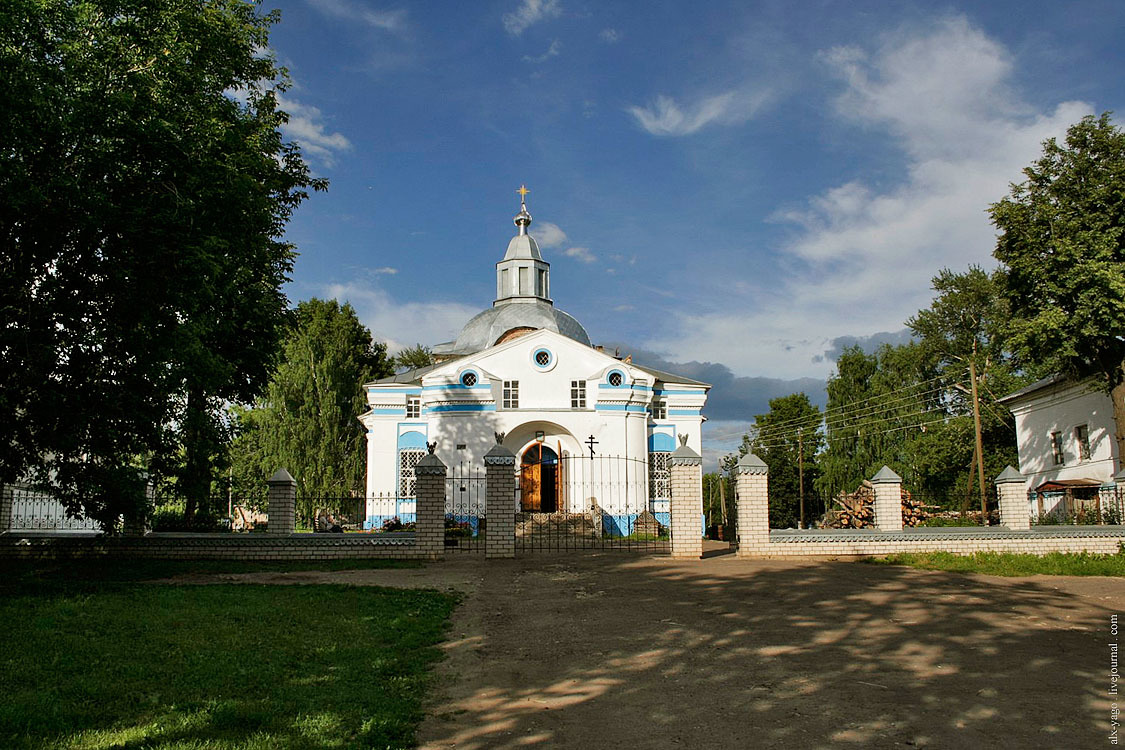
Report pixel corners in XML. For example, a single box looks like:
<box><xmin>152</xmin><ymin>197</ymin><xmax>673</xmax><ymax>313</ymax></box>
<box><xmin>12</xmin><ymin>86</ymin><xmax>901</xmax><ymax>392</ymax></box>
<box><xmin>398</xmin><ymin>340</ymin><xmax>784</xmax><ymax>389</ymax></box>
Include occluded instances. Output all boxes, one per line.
<box><xmin>798</xmin><ymin>429</ymin><xmax>805</xmax><ymax>529</ymax></box>
<box><xmin>969</xmin><ymin>359</ymin><xmax>988</xmax><ymax>525</ymax></box>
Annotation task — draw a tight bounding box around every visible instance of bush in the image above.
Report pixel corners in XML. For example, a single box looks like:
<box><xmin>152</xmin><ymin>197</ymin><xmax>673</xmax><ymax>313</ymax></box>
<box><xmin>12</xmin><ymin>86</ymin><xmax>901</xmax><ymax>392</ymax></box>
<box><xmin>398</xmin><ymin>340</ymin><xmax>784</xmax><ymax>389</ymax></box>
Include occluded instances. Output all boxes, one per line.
<box><xmin>380</xmin><ymin>516</ymin><xmax>415</xmax><ymax>532</ymax></box>
<box><xmin>150</xmin><ymin>508</ymin><xmax>229</xmax><ymax>532</ymax></box>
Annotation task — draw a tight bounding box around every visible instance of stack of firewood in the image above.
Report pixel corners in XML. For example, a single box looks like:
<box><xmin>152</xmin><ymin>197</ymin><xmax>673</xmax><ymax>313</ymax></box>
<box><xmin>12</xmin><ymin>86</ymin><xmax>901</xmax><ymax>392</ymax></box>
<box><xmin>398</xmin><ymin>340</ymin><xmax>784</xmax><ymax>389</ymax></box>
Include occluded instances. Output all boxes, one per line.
<box><xmin>824</xmin><ymin>480</ymin><xmax>936</xmax><ymax>529</ymax></box>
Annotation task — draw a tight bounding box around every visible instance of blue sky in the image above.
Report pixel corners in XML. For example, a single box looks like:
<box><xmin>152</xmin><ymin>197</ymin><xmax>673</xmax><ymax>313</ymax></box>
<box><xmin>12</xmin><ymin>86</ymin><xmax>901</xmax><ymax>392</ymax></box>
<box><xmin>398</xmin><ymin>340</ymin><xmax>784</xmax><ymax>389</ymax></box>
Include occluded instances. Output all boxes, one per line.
<box><xmin>263</xmin><ymin>0</ymin><xmax>1125</xmax><ymax>466</ymax></box>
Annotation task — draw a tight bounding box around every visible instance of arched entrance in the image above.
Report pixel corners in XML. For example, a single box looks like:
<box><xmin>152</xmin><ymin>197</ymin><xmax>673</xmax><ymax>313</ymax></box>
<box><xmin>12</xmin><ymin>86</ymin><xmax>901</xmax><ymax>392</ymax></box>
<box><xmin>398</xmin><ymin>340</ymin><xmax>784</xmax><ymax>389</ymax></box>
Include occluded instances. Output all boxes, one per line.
<box><xmin>520</xmin><ymin>443</ymin><xmax>559</xmax><ymax>512</ymax></box>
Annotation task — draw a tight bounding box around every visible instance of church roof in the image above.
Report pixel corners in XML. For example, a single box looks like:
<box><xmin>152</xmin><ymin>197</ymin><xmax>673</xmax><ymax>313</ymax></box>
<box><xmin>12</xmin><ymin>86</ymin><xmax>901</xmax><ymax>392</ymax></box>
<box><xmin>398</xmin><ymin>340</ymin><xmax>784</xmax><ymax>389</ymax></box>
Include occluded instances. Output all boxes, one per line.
<box><xmin>630</xmin><ymin>362</ymin><xmax>710</xmax><ymax>388</ymax></box>
<box><xmin>503</xmin><ymin>233</ymin><xmax>542</xmax><ymax>261</ymax></box>
<box><xmin>365</xmin><ymin>360</ymin><xmax>460</xmax><ymax>387</ymax></box>
<box><xmin>434</xmin><ymin>300</ymin><xmax>590</xmax><ymax>356</ymax></box>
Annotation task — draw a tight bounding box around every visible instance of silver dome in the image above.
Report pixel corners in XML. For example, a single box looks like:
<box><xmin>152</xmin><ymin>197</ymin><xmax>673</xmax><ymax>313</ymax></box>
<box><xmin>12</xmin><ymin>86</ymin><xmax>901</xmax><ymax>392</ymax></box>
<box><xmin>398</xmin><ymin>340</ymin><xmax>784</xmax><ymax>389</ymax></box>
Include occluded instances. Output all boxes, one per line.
<box><xmin>447</xmin><ymin>300</ymin><xmax>591</xmax><ymax>354</ymax></box>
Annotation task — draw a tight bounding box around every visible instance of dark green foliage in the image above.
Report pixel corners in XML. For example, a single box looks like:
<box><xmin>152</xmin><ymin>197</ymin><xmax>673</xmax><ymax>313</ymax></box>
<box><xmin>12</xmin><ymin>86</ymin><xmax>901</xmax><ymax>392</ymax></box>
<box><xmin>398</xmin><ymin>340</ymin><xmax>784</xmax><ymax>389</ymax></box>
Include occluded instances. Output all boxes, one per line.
<box><xmin>0</xmin><ymin>582</ymin><xmax>455</xmax><ymax>748</ymax></box>
<box><xmin>0</xmin><ymin>0</ymin><xmax>323</xmax><ymax>528</ymax></box>
<box><xmin>739</xmin><ymin>393</ymin><xmax>823</xmax><ymax>529</ymax></box>
<box><xmin>990</xmin><ymin>112</ymin><xmax>1125</xmax><ymax>465</ymax></box>
<box><xmin>229</xmin><ymin>298</ymin><xmax>393</xmax><ymax>513</ymax></box>
<box><xmin>393</xmin><ymin>343</ymin><xmax>435</xmax><ymax>371</ymax></box>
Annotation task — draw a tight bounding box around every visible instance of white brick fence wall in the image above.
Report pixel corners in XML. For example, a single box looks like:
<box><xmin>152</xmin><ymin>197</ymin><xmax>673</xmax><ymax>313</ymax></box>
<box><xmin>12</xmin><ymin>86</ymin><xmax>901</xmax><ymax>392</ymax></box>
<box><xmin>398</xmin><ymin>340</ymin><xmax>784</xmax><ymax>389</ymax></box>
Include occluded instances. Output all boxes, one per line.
<box><xmin>732</xmin><ymin>457</ymin><xmax>1125</xmax><ymax>558</ymax></box>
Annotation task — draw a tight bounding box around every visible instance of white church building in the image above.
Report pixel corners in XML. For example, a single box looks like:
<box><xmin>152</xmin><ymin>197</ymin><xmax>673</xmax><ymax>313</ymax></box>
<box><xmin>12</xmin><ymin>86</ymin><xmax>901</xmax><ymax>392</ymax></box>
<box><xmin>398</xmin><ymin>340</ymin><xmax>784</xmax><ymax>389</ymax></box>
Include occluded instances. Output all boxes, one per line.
<box><xmin>358</xmin><ymin>189</ymin><xmax>709</xmax><ymax>534</ymax></box>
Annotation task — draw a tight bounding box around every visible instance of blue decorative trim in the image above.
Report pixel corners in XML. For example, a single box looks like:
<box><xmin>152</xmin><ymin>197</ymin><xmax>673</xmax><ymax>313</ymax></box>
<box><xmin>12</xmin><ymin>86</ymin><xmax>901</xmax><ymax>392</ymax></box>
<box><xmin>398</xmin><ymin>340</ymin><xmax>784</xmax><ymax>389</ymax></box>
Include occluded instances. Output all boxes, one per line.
<box><xmin>531</xmin><ymin>347</ymin><xmax>554</xmax><ymax>369</ymax></box>
<box><xmin>595</xmin><ymin>404</ymin><xmax>647</xmax><ymax>413</ymax></box>
<box><xmin>424</xmin><ymin>404</ymin><xmax>497</xmax><ymax>413</ymax></box>
<box><xmin>648</xmin><ymin>433</ymin><xmax>676</xmax><ymax>452</ymax></box>
<box><xmin>397</xmin><ymin>430</ymin><xmax>428</xmax><ymax>450</ymax></box>
<box><xmin>604</xmin><ymin>368</ymin><xmax>628</xmax><ymax>388</ymax></box>
<box><xmin>422</xmin><ymin>384</ymin><xmax>490</xmax><ymax>392</ymax></box>
<box><xmin>669</xmin><ymin>408</ymin><xmax>702</xmax><ymax>416</ymax></box>
<box><xmin>652</xmin><ymin>388</ymin><xmax>701</xmax><ymax>395</ymax></box>
<box><xmin>369</xmin><ymin>407</ymin><xmax>407</xmax><ymax>414</ymax></box>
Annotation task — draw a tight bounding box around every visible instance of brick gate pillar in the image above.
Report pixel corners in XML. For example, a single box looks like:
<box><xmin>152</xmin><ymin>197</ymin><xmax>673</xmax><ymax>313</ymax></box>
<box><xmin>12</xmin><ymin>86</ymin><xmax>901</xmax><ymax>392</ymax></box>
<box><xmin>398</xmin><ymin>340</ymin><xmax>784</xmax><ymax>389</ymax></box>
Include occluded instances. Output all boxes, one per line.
<box><xmin>0</xmin><ymin>484</ymin><xmax>12</xmax><ymax>532</ymax></box>
<box><xmin>414</xmin><ymin>451</ymin><xmax>447</xmax><ymax>561</ymax></box>
<box><xmin>871</xmin><ymin>466</ymin><xmax>903</xmax><ymax>531</ymax></box>
<box><xmin>267</xmin><ymin>469</ymin><xmax>297</xmax><ymax>535</ymax></box>
<box><xmin>669</xmin><ymin>438</ymin><xmax>703</xmax><ymax>559</ymax></box>
<box><xmin>995</xmin><ymin>465</ymin><xmax>1030</xmax><ymax>530</ymax></box>
<box><xmin>734</xmin><ymin>453</ymin><xmax>769</xmax><ymax>557</ymax></box>
<box><xmin>485</xmin><ymin>443</ymin><xmax>518</xmax><ymax>559</ymax></box>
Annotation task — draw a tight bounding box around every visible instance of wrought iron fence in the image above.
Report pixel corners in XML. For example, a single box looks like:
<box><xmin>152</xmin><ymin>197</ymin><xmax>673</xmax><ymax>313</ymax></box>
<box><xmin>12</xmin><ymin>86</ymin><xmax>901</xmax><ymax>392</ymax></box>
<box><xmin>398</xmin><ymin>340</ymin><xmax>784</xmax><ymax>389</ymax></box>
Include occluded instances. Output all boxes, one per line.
<box><xmin>1030</xmin><ymin>487</ymin><xmax>1124</xmax><ymax>525</ymax></box>
<box><xmin>444</xmin><ymin>462</ymin><xmax>487</xmax><ymax>553</ymax></box>
<box><xmin>5</xmin><ymin>485</ymin><xmax>101</xmax><ymax>531</ymax></box>
<box><xmin>516</xmin><ymin>454</ymin><xmax>673</xmax><ymax>553</ymax></box>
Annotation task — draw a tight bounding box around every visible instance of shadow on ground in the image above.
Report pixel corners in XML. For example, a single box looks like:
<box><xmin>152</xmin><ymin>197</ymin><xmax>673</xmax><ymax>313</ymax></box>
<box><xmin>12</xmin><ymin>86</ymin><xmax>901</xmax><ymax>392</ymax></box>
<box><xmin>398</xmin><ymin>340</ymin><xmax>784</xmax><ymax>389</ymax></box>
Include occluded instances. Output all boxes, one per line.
<box><xmin>419</xmin><ymin>552</ymin><xmax>1119</xmax><ymax>749</ymax></box>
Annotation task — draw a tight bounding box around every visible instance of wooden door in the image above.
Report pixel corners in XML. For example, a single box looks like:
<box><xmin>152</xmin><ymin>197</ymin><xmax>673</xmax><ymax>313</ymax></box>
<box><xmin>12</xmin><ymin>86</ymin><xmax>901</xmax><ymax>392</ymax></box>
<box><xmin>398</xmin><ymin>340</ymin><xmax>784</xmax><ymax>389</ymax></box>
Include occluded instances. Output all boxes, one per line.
<box><xmin>521</xmin><ymin>460</ymin><xmax>542</xmax><ymax>511</ymax></box>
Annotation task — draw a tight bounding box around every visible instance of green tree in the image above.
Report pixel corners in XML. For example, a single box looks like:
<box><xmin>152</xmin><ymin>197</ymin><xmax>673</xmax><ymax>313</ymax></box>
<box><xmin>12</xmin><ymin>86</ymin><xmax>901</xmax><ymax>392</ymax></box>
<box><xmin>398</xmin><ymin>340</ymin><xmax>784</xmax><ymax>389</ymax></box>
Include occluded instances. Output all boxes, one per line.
<box><xmin>230</xmin><ymin>299</ymin><xmax>392</xmax><ymax>517</ymax></box>
<box><xmin>738</xmin><ymin>393</ymin><xmax>823</xmax><ymax>528</ymax></box>
<box><xmin>991</xmin><ymin>113</ymin><xmax>1125</xmax><ymax>468</ymax></box>
<box><xmin>906</xmin><ymin>266</ymin><xmax>1023</xmax><ymax>509</ymax></box>
<box><xmin>0</xmin><ymin>0</ymin><xmax>322</xmax><ymax>528</ymax></box>
<box><xmin>393</xmin><ymin>344</ymin><xmax>434</xmax><ymax>371</ymax></box>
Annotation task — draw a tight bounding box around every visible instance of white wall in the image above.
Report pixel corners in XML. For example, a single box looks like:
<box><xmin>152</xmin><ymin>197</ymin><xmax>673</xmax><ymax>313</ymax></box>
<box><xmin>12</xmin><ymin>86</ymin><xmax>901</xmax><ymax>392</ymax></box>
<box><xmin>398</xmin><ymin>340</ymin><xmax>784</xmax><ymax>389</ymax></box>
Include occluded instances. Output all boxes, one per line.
<box><xmin>1008</xmin><ymin>379</ymin><xmax>1118</xmax><ymax>493</ymax></box>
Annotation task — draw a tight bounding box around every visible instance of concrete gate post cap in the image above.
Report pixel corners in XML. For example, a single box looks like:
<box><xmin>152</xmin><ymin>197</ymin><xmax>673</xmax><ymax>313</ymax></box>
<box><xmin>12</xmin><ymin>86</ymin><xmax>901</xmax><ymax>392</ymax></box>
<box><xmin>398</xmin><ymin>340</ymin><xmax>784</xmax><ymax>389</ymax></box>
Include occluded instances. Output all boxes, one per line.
<box><xmin>416</xmin><ymin>453</ymin><xmax>447</xmax><ymax>476</ymax></box>
<box><xmin>267</xmin><ymin>468</ymin><xmax>296</xmax><ymax>485</ymax></box>
<box><xmin>484</xmin><ymin>444</ymin><xmax>517</xmax><ymax>465</ymax></box>
<box><xmin>734</xmin><ymin>453</ymin><xmax>768</xmax><ymax>475</ymax></box>
<box><xmin>994</xmin><ymin>465</ymin><xmax>1026</xmax><ymax>485</ymax></box>
<box><xmin>870</xmin><ymin>465</ymin><xmax>902</xmax><ymax>484</ymax></box>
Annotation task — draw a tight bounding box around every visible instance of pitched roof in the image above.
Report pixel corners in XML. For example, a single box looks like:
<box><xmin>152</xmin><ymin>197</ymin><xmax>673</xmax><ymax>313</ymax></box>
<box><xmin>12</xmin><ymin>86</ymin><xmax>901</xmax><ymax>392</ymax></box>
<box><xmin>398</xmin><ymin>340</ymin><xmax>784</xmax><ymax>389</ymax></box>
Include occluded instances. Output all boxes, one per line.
<box><xmin>364</xmin><ymin>358</ymin><xmax>462</xmax><ymax>387</ymax></box>
<box><xmin>996</xmin><ymin>374</ymin><xmax>1071</xmax><ymax>404</ymax></box>
<box><xmin>631</xmin><ymin>362</ymin><xmax>710</xmax><ymax>389</ymax></box>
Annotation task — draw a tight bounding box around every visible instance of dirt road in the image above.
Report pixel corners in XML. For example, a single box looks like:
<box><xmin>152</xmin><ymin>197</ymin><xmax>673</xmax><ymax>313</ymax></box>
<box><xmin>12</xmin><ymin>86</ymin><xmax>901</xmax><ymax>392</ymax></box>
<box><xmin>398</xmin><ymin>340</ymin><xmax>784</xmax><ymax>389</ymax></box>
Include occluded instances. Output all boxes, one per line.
<box><xmin>412</xmin><ymin>550</ymin><xmax>1121</xmax><ymax>749</ymax></box>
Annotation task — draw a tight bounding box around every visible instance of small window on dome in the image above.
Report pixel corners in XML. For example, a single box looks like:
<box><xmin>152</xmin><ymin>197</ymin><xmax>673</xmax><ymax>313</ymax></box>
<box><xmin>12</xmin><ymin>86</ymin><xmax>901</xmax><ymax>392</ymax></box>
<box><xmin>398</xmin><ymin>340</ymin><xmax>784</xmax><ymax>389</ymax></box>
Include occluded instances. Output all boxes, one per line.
<box><xmin>608</xmin><ymin>372</ymin><xmax>623</xmax><ymax>387</ymax></box>
<box><xmin>536</xmin><ymin>351</ymin><xmax>550</xmax><ymax>366</ymax></box>
<box><xmin>461</xmin><ymin>372</ymin><xmax>477</xmax><ymax>387</ymax></box>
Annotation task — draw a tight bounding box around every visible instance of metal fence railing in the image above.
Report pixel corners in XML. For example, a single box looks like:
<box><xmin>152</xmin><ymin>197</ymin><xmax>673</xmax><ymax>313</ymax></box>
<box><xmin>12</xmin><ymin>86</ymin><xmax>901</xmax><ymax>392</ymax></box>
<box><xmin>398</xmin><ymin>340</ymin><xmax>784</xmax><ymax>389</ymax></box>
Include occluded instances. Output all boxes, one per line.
<box><xmin>5</xmin><ymin>485</ymin><xmax>102</xmax><ymax>531</ymax></box>
<box><xmin>1030</xmin><ymin>487</ymin><xmax>1123</xmax><ymax>526</ymax></box>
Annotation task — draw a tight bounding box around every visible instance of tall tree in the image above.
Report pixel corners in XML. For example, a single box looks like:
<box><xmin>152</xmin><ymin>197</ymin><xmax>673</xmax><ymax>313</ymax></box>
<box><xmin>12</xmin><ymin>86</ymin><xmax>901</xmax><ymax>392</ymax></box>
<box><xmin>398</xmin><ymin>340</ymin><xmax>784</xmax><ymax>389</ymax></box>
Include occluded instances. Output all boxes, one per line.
<box><xmin>230</xmin><ymin>299</ymin><xmax>393</xmax><ymax>517</ymax></box>
<box><xmin>0</xmin><ymin>0</ymin><xmax>322</xmax><ymax>528</ymax></box>
<box><xmin>991</xmin><ymin>113</ymin><xmax>1125</xmax><ymax>468</ymax></box>
<box><xmin>739</xmin><ymin>393</ymin><xmax>823</xmax><ymax>529</ymax></box>
<box><xmin>906</xmin><ymin>266</ymin><xmax>1023</xmax><ymax>509</ymax></box>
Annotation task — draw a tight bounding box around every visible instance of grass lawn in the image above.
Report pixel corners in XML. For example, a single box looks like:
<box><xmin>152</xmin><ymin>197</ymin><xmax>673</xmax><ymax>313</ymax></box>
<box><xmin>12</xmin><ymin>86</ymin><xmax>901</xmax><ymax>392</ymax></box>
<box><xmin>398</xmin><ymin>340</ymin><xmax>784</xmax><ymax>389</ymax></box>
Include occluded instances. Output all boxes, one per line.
<box><xmin>0</xmin><ymin>560</ymin><xmax>456</xmax><ymax>749</ymax></box>
<box><xmin>871</xmin><ymin>550</ymin><xmax>1125</xmax><ymax>577</ymax></box>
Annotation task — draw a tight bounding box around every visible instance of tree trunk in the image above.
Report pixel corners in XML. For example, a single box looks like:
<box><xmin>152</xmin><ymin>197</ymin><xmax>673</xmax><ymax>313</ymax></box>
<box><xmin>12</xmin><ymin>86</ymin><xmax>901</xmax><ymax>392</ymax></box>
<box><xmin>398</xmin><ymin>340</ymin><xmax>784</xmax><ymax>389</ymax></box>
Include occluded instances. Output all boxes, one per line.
<box><xmin>181</xmin><ymin>387</ymin><xmax>214</xmax><ymax>523</ymax></box>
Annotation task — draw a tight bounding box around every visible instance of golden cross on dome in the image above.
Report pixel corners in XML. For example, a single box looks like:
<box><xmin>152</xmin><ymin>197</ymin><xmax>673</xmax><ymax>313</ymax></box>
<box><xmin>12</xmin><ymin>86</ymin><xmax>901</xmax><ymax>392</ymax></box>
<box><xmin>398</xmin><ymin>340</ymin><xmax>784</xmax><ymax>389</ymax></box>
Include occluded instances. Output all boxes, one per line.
<box><xmin>516</xmin><ymin>184</ymin><xmax>530</xmax><ymax>202</ymax></box>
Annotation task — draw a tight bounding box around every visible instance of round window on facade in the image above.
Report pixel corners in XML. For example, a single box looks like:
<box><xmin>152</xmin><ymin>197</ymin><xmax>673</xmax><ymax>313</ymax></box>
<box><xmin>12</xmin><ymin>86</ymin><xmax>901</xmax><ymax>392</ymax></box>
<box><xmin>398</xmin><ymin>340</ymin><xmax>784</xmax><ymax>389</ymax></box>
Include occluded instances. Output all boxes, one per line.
<box><xmin>461</xmin><ymin>372</ymin><xmax>478</xmax><ymax>387</ymax></box>
<box><xmin>608</xmin><ymin>371</ymin><xmax>623</xmax><ymax>387</ymax></box>
<box><xmin>530</xmin><ymin>347</ymin><xmax>556</xmax><ymax>371</ymax></box>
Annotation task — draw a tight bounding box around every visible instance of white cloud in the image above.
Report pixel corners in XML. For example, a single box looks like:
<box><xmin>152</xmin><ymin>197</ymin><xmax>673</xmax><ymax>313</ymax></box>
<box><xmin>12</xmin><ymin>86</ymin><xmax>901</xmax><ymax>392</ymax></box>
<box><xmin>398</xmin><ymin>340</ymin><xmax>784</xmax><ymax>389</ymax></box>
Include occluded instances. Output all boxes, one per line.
<box><xmin>645</xmin><ymin>15</ymin><xmax>1091</xmax><ymax>379</ymax></box>
<box><xmin>564</xmin><ymin>246</ymin><xmax>596</xmax><ymax>263</ymax></box>
<box><xmin>523</xmin><ymin>39</ymin><xmax>561</xmax><ymax>63</ymax></box>
<box><xmin>599</xmin><ymin>28</ymin><xmax>620</xmax><ymax>43</ymax></box>
<box><xmin>305</xmin><ymin>0</ymin><xmax>407</xmax><ymax>32</ymax></box>
<box><xmin>324</xmin><ymin>282</ymin><xmax>479</xmax><ymax>354</ymax></box>
<box><xmin>503</xmin><ymin>0</ymin><xmax>561</xmax><ymax>36</ymax></box>
<box><xmin>626</xmin><ymin>89</ymin><xmax>771</xmax><ymax>136</ymax></box>
<box><xmin>532</xmin><ymin>221</ymin><xmax>567</xmax><ymax>248</ymax></box>
<box><xmin>277</xmin><ymin>95</ymin><xmax>352</xmax><ymax>166</ymax></box>
<box><xmin>371</xmin><ymin>267</ymin><xmax>398</xmax><ymax>275</ymax></box>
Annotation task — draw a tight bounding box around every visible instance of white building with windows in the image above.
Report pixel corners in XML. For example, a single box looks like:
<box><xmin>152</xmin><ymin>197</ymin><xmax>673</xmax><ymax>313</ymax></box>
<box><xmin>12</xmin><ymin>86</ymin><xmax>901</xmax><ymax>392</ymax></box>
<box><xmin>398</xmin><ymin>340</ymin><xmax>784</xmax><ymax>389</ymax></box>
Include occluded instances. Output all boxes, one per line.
<box><xmin>999</xmin><ymin>375</ymin><xmax>1120</xmax><ymax>514</ymax></box>
<box><xmin>358</xmin><ymin>191</ymin><xmax>709</xmax><ymax>532</ymax></box>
